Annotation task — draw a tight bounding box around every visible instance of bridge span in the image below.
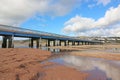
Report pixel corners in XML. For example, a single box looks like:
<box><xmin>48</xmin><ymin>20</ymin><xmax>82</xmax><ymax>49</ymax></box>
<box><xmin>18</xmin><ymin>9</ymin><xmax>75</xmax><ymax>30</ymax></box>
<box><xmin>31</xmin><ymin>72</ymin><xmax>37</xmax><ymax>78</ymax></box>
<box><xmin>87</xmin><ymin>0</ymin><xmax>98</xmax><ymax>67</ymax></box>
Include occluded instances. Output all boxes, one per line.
<box><xmin>0</xmin><ymin>24</ymin><xmax>101</xmax><ymax>48</ymax></box>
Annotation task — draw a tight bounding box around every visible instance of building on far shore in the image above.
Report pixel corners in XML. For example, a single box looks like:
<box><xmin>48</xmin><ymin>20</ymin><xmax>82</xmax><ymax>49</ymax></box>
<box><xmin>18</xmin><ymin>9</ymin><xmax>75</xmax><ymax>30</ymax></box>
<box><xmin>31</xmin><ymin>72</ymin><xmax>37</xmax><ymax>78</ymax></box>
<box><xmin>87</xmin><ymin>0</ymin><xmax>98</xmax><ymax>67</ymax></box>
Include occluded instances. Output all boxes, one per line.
<box><xmin>77</xmin><ymin>36</ymin><xmax>120</xmax><ymax>44</ymax></box>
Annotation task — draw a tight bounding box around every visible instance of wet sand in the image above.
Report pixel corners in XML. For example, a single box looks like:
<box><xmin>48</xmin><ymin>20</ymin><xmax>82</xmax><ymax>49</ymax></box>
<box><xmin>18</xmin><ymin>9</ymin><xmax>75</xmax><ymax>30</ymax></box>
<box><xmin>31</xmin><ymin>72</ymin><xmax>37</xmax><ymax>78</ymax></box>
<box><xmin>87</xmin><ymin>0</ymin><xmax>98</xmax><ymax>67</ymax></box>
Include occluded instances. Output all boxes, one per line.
<box><xmin>1</xmin><ymin>44</ymin><xmax>120</xmax><ymax>80</ymax></box>
<box><xmin>50</xmin><ymin>44</ymin><xmax>120</xmax><ymax>51</ymax></box>
<box><xmin>50</xmin><ymin>44</ymin><xmax>120</xmax><ymax>60</ymax></box>
<box><xmin>69</xmin><ymin>44</ymin><xmax>120</xmax><ymax>60</ymax></box>
<box><xmin>71</xmin><ymin>51</ymin><xmax>120</xmax><ymax>60</ymax></box>
<box><xmin>0</xmin><ymin>48</ymin><xmax>87</xmax><ymax>80</ymax></box>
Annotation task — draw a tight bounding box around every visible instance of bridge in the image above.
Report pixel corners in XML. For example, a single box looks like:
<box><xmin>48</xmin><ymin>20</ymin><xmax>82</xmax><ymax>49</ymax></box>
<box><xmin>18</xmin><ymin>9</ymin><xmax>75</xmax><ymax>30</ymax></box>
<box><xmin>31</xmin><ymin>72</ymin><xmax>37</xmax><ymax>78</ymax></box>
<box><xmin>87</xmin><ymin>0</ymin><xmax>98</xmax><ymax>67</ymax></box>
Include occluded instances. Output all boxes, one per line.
<box><xmin>0</xmin><ymin>24</ymin><xmax>101</xmax><ymax>48</ymax></box>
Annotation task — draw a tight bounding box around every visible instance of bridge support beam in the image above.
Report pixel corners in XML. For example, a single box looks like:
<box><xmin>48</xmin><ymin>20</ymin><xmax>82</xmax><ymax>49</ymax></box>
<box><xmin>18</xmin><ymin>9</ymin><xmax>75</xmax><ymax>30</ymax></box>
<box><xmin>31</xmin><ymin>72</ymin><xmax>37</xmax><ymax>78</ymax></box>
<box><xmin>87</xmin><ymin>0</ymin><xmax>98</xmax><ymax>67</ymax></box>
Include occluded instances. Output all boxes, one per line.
<box><xmin>88</xmin><ymin>42</ymin><xmax>90</xmax><ymax>45</ymax></box>
<box><xmin>64</xmin><ymin>41</ymin><xmax>67</xmax><ymax>46</ymax></box>
<box><xmin>67</xmin><ymin>41</ymin><xmax>70</xmax><ymax>46</ymax></box>
<box><xmin>2</xmin><ymin>36</ymin><xmax>7</xmax><ymax>48</ymax></box>
<box><xmin>56</xmin><ymin>40</ymin><xmax>59</xmax><ymax>46</ymax></box>
<box><xmin>90</xmin><ymin>42</ymin><xmax>93</xmax><ymax>45</ymax></box>
<box><xmin>47</xmin><ymin>40</ymin><xmax>50</xmax><ymax>46</ymax></box>
<box><xmin>59</xmin><ymin>40</ymin><xmax>61</xmax><ymax>46</ymax></box>
<box><xmin>77</xmin><ymin>42</ymin><xmax>80</xmax><ymax>45</ymax></box>
<box><xmin>36</xmin><ymin>39</ymin><xmax>39</xmax><ymax>48</ymax></box>
<box><xmin>30</xmin><ymin>38</ymin><xmax>34</xmax><ymax>48</ymax></box>
<box><xmin>53</xmin><ymin>40</ymin><xmax>56</xmax><ymax>46</ymax></box>
<box><xmin>58</xmin><ymin>40</ymin><xmax>67</xmax><ymax>46</ymax></box>
<box><xmin>82</xmin><ymin>41</ymin><xmax>84</xmax><ymax>45</ymax></box>
<box><xmin>29</xmin><ymin>38</ymin><xmax>40</xmax><ymax>48</ymax></box>
<box><xmin>47</xmin><ymin>39</ymin><xmax>58</xmax><ymax>47</ymax></box>
<box><xmin>72</xmin><ymin>41</ymin><xmax>75</xmax><ymax>46</ymax></box>
<box><xmin>2</xmin><ymin>35</ymin><xmax>14</xmax><ymax>48</ymax></box>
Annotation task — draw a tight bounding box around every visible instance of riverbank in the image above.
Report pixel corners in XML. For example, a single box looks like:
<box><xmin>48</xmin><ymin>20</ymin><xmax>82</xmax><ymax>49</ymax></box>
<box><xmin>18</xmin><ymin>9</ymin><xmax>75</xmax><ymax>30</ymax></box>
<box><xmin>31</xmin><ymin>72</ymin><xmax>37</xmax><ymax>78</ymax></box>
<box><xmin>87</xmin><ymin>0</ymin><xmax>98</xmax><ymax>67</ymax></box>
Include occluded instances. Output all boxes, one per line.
<box><xmin>0</xmin><ymin>48</ymin><xmax>87</xmax><ymax>80</ymax></box>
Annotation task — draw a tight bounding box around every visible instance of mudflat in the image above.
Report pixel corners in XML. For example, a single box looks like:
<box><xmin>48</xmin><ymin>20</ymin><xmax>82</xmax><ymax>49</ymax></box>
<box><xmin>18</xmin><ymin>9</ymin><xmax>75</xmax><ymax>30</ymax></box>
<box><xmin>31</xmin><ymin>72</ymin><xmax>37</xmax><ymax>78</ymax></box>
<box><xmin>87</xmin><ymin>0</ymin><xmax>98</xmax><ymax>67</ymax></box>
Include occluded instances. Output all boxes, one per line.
<box><xmin>1</xmin><ymin>44</ymin><xmax>120</xmax><ymax>80</ymax></box>
<box><xmin>0</xmin><ymin>48</ymin><xmax>87</xmax><ymax>80</ymax></box>
<box><xmin>50</xmin><ymin>44</ymin><xmax>120</xmax><ymax>60</ymax></box>
<box><xmin>0</xmin><ymin>48</ymin><xmax>51</xmax><ymax>80</ymax></box>
<box><xmin>69</xmin><ymin>44</ymin><xmax>120</xmax><ymax>60</ymax></box>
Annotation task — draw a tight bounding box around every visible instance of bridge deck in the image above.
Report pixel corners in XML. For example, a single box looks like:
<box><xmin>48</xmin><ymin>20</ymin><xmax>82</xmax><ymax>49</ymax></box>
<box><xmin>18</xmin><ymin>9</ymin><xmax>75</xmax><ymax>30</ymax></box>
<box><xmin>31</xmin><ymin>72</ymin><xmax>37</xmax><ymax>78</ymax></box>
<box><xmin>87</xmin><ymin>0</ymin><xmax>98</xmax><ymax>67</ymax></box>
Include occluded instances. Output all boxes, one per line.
<box><xmin>0</xmin><ymin>24</ymin><xmax>100</xmax><ymax>43</ymax></box>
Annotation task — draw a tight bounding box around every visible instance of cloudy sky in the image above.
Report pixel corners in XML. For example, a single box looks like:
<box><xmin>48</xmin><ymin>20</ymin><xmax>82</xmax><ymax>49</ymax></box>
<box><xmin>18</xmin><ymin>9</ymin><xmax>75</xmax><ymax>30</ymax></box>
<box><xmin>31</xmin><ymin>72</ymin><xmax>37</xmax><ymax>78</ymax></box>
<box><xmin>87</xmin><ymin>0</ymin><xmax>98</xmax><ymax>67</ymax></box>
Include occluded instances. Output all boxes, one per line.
<box><xmin>0</xmin><ymin>0</ymin><xmax>120</xmax><ymax>37</ymax></box>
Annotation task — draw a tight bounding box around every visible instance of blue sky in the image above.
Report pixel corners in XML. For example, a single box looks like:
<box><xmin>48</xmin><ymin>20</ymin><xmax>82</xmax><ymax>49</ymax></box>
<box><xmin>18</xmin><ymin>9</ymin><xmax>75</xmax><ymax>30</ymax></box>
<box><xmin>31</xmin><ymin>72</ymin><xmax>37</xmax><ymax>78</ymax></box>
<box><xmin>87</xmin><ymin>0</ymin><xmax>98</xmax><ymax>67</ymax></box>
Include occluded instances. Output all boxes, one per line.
<box><xmin>0</xmin><ymin>0</ymin><xmax>120</xmax><ymax>37</ymax></box>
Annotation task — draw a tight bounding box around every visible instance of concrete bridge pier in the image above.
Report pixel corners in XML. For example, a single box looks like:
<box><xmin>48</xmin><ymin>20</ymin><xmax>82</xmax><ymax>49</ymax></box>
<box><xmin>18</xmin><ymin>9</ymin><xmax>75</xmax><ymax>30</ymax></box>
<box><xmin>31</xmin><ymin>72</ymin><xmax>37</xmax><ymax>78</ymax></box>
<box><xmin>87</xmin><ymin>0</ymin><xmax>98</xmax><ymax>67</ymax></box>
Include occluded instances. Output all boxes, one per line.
<box><xmin>81</xmin><ymin>41</ymin><xmax>84</xmax><ymax>45</ymax></box>
<box><xmin>85</xmin><ymin>42</ymin><xmax>90</xmax><ymax>45</ymax></box>
<box><xmin>47</xmin><ymin>39</ymin><xmax>58</xmax><ymax>46</ymax></box>
<box><xmin>75</xmin><ymin>41</ymin><xmax>77</xmax><ymax>46</ymax></box>
<box><xmin>85</xmin><ymin>42</ymin><xmax>87</xmax><ymax>45</ymax></box>
<box><xmin>31</xmin><ymin>38</ymin><xmax>34</xmax><ymax>48</ymax></box>
<box><xmin>29</xmin><ymin>38</ymin><xmax>32</xmax><ymax>48</ymax></box>
<box><xmin>2</xmin><ymin>35</ymin><xmax>14</xmax><ymax>48</ymax></box>
<box><xmin>53</xmin><ymin>40</ymin><xmax>56</xmax><ymax>46</ymax></box>
<box><xmin>56</xmin><ymin>40</ymin><xmax>59</xmax><ymax>46</ymax></box>
<box><xmin>47</xmin><ymin>40</ymin><xmax>51</xmax><ymax>46</ymax></box>
<box><xmin>91</xmin><ymin>42</ymin><xmax>94</xmax><ymax>45</ymax></box>
<box><xmin>29</xmin><ymin>38</ymin><xmax>33</xmax><ymax>48</ymax></box>
<box><xmin>88</xmin><ymin>42</ymin><xmax>90</xmax><ymax>45</ymax></box>
<box><xmin>64</xmin><ymin>41</ymin><xmax>67</xmax><ymax>46</ymax></box>
<box><xmin>54</xmin><ymin>40</ymin><xmax>59</xmax><ymax>46</ymax></box>
<box><xmin>72</xmin><ymin>41</ymin><xmax>75</xmax><ymax>46</ymax></box>
<box><xmin>89</xmin><ymin>42</ymin><xmax>92</xmax><ymax>45</ymax></box>
<box><xmin>58</xmin><ymin>40</ymin><xmax>67</xmax><ymax>46</ymax></box>
<box><xmin>2</xmin><ymin>36</ymin><xmax>7</xmax><ymax>48</ymax></box>
<box><xmin>59</xmin><ymin>40</ymin><xmax>61</xmax><ymax>46</ymax></box>
<box><xmin>67</xmin><ymin>41</ymin><xmax>70</xmax><ymax>46</ymax></box>
<box><xmin>89</xmin><ymin>42</ymin><xmax>93</xmax><ymax>45</ymax></box>
<box><xmin>77</xmin><ymin>41</ymin><xmax>80</xmax><ymax>45</ymax></box>
<box><xmin>81</xmin><ymin>42</ymin><xmax>83</xmax><ymax>45</ymax></box>
<box><xmin>36</xmin><ymin>39</ymin><xmax>40</xmax><ymax>48</ymax></box>
<box><xmin>29</xmin><ymin>38</ymin><xmax>40</xmax><ymax>48</ymax></box>
<box><xmin>39</xmin><ymin>37</ymin><xmax>42</xmax><ymax>47</ymax></box>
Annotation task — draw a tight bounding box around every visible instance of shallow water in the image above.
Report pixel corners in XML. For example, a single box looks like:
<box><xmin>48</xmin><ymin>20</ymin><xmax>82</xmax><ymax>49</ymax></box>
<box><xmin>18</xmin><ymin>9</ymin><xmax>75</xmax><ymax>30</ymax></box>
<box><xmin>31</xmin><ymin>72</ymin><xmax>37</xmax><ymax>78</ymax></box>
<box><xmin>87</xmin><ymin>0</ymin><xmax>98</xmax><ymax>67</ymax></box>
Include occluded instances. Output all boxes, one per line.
<box><xmin>106</xmin><ymin>48</ymin><xmax>120</xmax><ymax>53</ymax></box>
<box><xmin>45</xmin><ymin>54</ymin><xmax>120</xmax><ymax>80</ymax></box>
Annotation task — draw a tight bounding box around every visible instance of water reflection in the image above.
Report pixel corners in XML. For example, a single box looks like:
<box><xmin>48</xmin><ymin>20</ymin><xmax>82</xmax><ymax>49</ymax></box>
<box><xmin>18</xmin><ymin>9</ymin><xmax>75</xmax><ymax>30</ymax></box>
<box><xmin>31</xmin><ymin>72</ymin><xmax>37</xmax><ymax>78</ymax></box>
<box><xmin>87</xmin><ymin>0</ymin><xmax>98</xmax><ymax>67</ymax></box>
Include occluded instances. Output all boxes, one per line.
<box><xmin>41</xmin><ymin>47</ymin><xmax>60</xmax><ymax>53</ymax></box>
<box><xmin>9</xmin><ymin>46</ymin><xmax>61</xmax><ymax>53</ymax></box>
<box><xmin>106</xmin><ymin>48</ymin><xmax>120</xmax><ymax>53</ymax></box>
<box><xmin>49</xmin><ymin>55</ymin><xmax>120</xmax><ymax>80</ymax></box>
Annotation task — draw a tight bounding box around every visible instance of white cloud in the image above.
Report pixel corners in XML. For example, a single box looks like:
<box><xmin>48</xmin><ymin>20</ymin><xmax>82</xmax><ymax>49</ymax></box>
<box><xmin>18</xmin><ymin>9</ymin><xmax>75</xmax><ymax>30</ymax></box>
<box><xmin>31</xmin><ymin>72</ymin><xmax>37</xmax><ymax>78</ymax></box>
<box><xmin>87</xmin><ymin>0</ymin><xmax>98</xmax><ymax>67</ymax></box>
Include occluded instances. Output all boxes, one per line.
<box><xmin>64</xmin><ymin>15</ymin><xmax>95</xmax><ymax>33</ymax></box>
<box><xmin>88</xmin><ymin>0</ymin><xmax>111</xmax><ymax>8</ymax></box>
<box><xmin>77</xmin><ymin>25</ymin><xmax>120</xmax><ymax>37</ymax></box>
<box><xmin>63</xmin><ymin>5</ymin><xmax>120</xmax><ymax>37</ymax></box>
<box><xmin>88</xmin><ymin>4</ymin><xmax>96</xmax><ymax>8</ymax></box>
<box><xmin>0</xmin><ymin>0</ymin><xmax>49</xmax><ymax>26</ymax></box>
<box><xmin>97</xmin><ymin>0</ymin><xmax>111</xmax><ymax>6</ymax></box>
<box><xmin>96</xmin><ymin>6</ymin><xmax>120</xmax><ymax>27</ymax></box>
<box><xmin>0</xmin><ymin>0</ymin><xmax>80</xmax><ymax>26</ymax></box>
